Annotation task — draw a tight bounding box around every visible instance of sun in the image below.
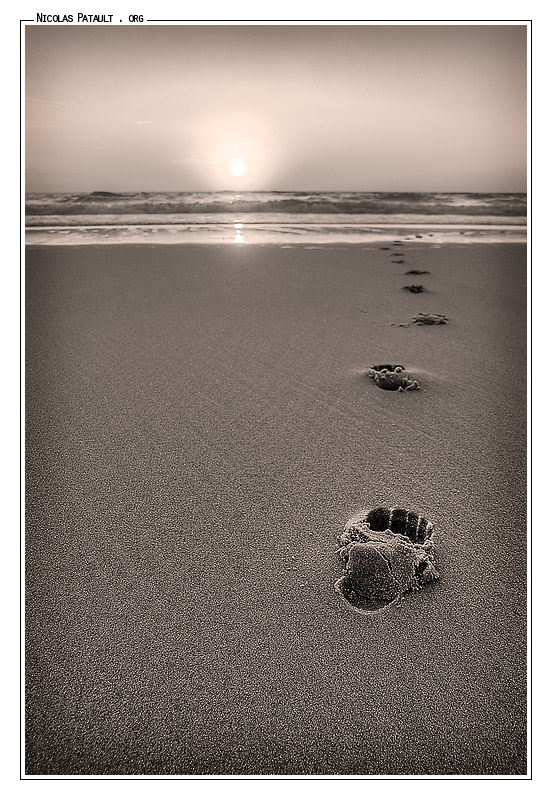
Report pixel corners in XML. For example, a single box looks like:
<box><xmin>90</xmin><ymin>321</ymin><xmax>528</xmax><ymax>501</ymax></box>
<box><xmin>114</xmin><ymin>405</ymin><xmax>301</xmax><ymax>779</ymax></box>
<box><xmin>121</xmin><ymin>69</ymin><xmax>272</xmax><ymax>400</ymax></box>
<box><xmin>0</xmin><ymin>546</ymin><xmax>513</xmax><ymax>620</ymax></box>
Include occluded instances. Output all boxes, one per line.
<box><xmin>229</xmin><ymin>157</ymin><xmax>246</xmax><ymax>177</ymax></box>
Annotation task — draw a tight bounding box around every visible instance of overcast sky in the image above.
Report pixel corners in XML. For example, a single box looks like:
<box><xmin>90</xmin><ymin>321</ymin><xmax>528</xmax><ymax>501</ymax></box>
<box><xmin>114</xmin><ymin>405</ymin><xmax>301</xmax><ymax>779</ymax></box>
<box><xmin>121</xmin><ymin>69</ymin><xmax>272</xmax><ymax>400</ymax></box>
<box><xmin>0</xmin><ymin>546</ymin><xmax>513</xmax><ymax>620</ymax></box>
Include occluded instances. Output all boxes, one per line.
<box><xmin>25</xmin><ymin>24</ymin><xmax>527</xmax><ymax>193</ymax></box>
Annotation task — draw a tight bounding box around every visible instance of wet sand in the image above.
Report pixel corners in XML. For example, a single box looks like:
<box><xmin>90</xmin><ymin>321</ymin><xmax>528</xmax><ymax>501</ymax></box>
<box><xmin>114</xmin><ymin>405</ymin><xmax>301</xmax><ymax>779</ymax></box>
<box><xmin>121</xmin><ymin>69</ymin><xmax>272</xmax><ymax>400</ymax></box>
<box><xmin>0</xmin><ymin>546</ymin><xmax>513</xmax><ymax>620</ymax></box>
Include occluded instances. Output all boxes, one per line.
<box><xmin>25</xmin><ymin>241</ymin><xmax>527</xmax><ymax>775</ymax></box>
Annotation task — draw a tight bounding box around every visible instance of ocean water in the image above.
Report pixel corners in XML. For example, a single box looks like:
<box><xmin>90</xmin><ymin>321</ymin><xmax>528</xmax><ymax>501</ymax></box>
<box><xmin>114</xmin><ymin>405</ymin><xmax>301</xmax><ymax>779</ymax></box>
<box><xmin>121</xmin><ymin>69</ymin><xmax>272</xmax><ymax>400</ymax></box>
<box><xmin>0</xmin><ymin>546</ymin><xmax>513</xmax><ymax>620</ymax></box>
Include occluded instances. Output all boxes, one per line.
<box><xmin>25</xmin><ymin>191</ymin><xmax>527</xmax><ymax>246</ymax></box>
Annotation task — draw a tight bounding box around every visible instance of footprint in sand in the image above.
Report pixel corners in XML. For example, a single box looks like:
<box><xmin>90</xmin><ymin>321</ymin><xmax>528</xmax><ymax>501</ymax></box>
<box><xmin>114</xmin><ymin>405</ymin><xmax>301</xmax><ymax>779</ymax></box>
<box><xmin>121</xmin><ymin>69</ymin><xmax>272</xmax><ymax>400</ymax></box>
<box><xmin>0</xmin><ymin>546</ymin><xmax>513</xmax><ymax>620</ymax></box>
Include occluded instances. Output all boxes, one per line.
<box><xmin>403</xmin><ymin>284</ymin><xmax>426</xmax><ymax>293</ymax></box>
<box><xmin>412</xmin><ymin>312</ymin><xmax>448</xmax><ymax>325</ymax></box>
<box><xmin>335</xmin><ymin>507</ymin><xmax>439</xmax><ymax>613</ymax></box>
<box><xmin>366</xmin><ymin>365</ymin><xmax>419</xmax><ymax>391</ymax></box>
<box><xmin>405</xmin><ymin>269</ymin><xmax>430</xmax><ymax>275</ymax></box>
<box><xmin>392</xmin><ymin>312</ymin><xmax>448</xmax><ymax>327</ymax></box>
<box><xmin>392</xmin><ymin>259</ymin><xmax>405</xmax><ymax>264</ymax></box>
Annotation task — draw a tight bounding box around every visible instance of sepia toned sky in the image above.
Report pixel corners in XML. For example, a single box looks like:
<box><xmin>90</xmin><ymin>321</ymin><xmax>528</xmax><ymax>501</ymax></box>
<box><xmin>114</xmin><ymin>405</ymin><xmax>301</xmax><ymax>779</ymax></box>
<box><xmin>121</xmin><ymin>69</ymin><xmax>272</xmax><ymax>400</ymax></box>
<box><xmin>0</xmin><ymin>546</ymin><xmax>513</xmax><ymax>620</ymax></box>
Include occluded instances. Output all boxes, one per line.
<box><xmin>25</xmin><ymin>24</ymin><xmax>527</xmax><ymax>192</ymax></box>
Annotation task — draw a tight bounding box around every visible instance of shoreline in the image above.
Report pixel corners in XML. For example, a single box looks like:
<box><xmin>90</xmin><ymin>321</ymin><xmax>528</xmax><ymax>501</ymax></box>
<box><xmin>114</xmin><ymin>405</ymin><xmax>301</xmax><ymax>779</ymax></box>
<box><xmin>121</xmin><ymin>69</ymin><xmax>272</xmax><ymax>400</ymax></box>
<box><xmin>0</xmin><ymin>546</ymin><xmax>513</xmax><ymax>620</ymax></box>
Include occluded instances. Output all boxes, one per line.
<box><xmin>25</xmin><ymin>227</ymin><xmax>527</xmax><ymax>247</ymax></box>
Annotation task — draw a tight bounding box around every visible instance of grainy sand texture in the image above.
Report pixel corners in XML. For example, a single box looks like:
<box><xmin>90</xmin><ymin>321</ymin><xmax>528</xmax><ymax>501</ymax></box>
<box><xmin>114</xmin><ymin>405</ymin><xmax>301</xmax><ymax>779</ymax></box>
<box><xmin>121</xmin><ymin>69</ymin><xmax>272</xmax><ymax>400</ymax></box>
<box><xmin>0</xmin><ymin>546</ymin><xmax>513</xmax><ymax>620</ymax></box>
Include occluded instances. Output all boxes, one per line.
<box><xmin>25</xmin><ymin>241</ymin><xmax>527</xmax><ymax>775</ymax></box>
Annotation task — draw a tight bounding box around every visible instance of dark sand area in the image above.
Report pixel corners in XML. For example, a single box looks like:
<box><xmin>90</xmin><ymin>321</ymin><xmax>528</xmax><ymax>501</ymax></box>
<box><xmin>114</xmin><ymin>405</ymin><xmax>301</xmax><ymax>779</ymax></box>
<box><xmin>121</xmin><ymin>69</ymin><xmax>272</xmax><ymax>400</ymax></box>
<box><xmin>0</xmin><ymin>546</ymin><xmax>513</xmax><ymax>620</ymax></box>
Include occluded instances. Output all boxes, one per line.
<box><xmin>25</xmin><ymin>242</ymin><xmax>527</xmax><ymax>775</ymax></box>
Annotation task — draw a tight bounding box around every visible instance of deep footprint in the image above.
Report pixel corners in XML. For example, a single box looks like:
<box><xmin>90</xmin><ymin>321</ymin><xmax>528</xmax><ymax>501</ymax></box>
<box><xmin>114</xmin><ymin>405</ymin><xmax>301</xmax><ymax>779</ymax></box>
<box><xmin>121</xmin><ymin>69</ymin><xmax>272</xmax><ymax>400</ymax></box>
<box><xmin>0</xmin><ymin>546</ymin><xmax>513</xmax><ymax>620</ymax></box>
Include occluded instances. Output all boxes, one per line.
<box><xmin>370</xmin><ymin>363</ymin><xmax>405</xmax><ymax>372</ymax></box>
<box><xmin>367</xmin><ymin>365</ymin><xmax>419</xmax><ymax>391</ymax></box>
<box><xmin>405</xmin><ymin>269</ymin><xmax>430</xmax><ymax>275</ymax></box>
<box><xmin>403</xmin><ymin>284</ymin><xmax>425</xmax><ymax>293</ymax></box>
<box><xmin>335</xmin><ymin>507</ymin><xmax>439</xmax><ymax>613</ymax></box>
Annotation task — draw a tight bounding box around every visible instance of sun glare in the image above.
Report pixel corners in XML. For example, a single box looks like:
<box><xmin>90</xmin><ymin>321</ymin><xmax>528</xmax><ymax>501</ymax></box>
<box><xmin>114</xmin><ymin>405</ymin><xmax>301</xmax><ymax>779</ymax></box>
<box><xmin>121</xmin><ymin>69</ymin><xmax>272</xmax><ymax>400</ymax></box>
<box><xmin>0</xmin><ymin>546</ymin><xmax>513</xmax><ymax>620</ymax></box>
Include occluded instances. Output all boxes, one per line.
<box><xmin>229</xmin><ymin>157</ymin><xmax>246</xmax><ymax>177</ymax></box>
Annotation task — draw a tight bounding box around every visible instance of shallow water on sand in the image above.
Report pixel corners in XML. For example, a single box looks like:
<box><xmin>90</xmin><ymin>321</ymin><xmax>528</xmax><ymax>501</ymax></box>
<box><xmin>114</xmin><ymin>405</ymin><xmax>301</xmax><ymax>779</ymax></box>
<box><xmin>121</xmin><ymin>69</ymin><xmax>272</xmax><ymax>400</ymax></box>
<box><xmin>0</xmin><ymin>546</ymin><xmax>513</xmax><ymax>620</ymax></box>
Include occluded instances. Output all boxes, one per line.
<box><xmin>25</xmin><ymin>218</ymin><xmax>526</xmax><ymax>246</ymax></box>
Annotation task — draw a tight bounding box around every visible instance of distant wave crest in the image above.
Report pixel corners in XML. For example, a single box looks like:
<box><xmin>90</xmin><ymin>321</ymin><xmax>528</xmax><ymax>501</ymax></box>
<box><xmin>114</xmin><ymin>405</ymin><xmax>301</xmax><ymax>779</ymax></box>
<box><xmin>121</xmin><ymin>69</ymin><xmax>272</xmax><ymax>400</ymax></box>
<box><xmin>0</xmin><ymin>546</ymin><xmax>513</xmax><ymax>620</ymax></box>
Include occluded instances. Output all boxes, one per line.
<box><xmin>26</xmin><ymin>191</ymin><xmax>527</xmax><ymax>218</ymax></box>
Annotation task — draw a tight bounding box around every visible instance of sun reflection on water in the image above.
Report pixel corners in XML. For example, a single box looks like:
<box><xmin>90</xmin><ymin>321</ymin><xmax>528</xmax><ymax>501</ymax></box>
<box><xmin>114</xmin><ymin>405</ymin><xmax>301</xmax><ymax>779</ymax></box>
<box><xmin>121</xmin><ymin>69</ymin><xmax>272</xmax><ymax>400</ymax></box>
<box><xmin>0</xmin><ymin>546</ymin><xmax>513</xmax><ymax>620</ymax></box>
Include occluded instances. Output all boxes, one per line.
<box><xmin>233</xmin><ymin>222</ymin><xmax>244</xmax><ymax>244</ymax></box>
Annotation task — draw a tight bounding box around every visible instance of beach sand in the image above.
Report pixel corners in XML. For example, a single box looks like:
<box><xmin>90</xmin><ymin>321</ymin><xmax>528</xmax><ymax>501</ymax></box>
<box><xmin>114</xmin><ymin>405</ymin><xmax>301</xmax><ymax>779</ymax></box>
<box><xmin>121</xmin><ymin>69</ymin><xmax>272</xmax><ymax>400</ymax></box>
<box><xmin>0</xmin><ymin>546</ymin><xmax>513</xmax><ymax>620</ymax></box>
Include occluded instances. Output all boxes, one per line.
<box><xmin>25</xmin><ymin>241</ymin><xmax>527</xmax><ymax>775</ymax></box>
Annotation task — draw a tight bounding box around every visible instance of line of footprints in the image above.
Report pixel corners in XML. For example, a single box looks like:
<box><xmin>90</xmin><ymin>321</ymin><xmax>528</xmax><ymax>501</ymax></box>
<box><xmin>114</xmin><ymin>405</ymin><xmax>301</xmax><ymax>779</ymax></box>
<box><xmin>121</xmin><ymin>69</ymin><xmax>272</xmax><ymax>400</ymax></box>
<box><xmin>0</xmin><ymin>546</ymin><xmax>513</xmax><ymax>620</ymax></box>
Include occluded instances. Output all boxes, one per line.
<box><xmin>369</xmin><ymin>235</ymin><xmax>448</xmax><ymax>392</ymax></box>
<box><xmin>334</xmin><ymin>237</ymin><xmax>447</xmax><ymax>615</ymax></box>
